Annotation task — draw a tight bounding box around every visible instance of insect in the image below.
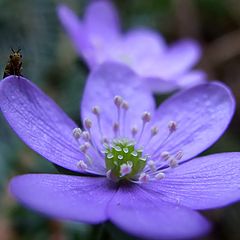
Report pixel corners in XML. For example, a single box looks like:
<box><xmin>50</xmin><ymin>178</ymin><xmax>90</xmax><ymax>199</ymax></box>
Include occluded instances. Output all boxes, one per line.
<box><xmin>3</xmin><ymin>48</ymin><xmax>23</xmax><ymax>78</ymax></box>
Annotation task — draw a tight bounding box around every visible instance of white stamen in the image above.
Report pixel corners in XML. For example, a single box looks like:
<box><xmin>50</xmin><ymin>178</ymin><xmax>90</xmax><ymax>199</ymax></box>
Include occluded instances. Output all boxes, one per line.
<box><xmin>151</xmin><ymin>126</ymin><xmax>159</xmax><ymax>136</ymax></box>
<box><xmin>137</xmin><ymin>112</ymin><xmax>151</xmax><ymax>144</ymax></box>
<box><xmin>131</xmin><ymin>126</ymin><xmax>138</xmax><ymax>137</ymax></box>
<box><xmin>72</xmin><ymin>128</ymin><xmax>82</xmax><ymax>139</ymax></box>
<box><xmin>168</xmin><ymin>157</ymin><xmax>178</xmax><ymax>168</ymax></box>
<box><xmin>79</xmin><ymin>142</ymin><xmax>90</xmax><ymax>153</ymax></box>
<box><xmin>101</xmin><ymin>137</ymin><xmax>109</xmax><ymax>144</ymax></box>
<box><xmin>161</xmin><ymin>151</ymin><xmax>170</xmax><ymax>161</ymax></box>
<box><xmin>84</xmin><ymin>119</ymin><xmax>92</xmax><ymax>129</ymax></box>
<box><xmin>113</xmin><ymin>122</ymin><xmax>119</xmax><ymax>135</ymax></box>
<box><xmin>114</xmin><ymin>95</ymin><xmax>123</xmax><ymax>107</ymax></box>
<box><xmin>139</xmin><ymin>173</ymin><xmax>150</xmax><ymax>183</ymax></box>
<box><xmin>148</xmin><ymin>160</ymin><xmax>156</xmax><ymax>171</ymax></box>
<box><xmin>82</xmin><ymin>131</ymin><xmax>90</xmax><ymax>141</ymax></box>
<box><xmin>141</xmin><ymin>112</ymin><xmax>151</xmax><ymax>123</ymax></box>
<box><xmin>92</xmin><ymin>106</ymin><xmax>100</xmax><ymax>116</ymax></box>
<box><xmin>122</xmin><ymin>101</ymin><xmax>129</xmax><ymax>110</ymax></box>
<box><xmin>120</xmin><ymin>163</ymin><xmax>132</xmax><ymax>177</ymax></box>
<box><xmin>76</xmin><ymin>160</ymin><xmax>88</xmax><ymax>171</ymax></box>
<box><xmin>155</xmin><ymin>172</ymin><xmax>165</xmax><ymax>180</ymax></box>
<box><xmin>168</xmin><ymin>121</ymin><xmax>177</xmax><ymax>133</ymax></box>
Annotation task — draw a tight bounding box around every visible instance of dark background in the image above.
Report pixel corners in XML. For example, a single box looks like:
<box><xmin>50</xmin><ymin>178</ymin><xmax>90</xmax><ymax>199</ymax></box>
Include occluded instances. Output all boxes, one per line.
<box><xmin>0</xmin><ymin>0</ymin><xmax>240</xmax><ymax>239</ymax></box>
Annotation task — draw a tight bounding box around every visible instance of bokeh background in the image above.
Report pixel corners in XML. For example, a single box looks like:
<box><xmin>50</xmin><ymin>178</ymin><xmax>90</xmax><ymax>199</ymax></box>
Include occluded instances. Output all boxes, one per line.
<box><xmin>1</xmin><ymin>0</ymin><xmax>240</xmax><ymax>239</ymax></box>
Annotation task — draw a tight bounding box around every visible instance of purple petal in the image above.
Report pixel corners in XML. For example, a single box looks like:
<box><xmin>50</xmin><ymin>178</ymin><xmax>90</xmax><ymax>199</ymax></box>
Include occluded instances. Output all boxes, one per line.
<box><xmin>84</xmin><ymin>0</ymin><xmax>120</xmax><ymax>42</ymax></box>
<box><xmin>81</xmin><ymin>62</ymin><xmax>155</xmax><ymax>143</ymax></box>
<box><xmin>157</xmin><ymin>39</ymin><xmax>201</xmax><ymax>79</ymax></box>
<box><xmin>176</xmin><ymin>70</ymin><xmax>207</xmax><ymax>89</ymax></box>
<box><xmin>148</xmin><ymin>82</ymin><xmax>235</xmax><ymax>163</ymax></box>
<box><xmin>10</xmin><ymin>174</ymin><xmax>115</xmax><ymax>223</ymax></box>
<box><xmin>57</xmin><ymin>4</ymin><xmax>95</xmax><ymax>67</ymax></box>
<box><xmin>108</xmin><ymin>184</ymin><xmax>210</xmax><ymax>240</ymax></box>
<box><xmin>0</xmin><ymin>76</ymin><xmax>101</xmax><ymax>174</ymax></box>
<box><xmin>144</xmin><ymin>152</ymin><xmax>240</xmax><ymax>210</ymax></box>
<box><xmin>123</xmin><ymin>28</ymin><xmax>166</xmax><ymax>60</ymax></box>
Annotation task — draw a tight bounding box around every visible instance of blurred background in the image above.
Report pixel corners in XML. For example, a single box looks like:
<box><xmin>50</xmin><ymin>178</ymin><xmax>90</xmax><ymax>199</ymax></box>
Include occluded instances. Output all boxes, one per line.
<box><xmin>0</xmin><ymin>0</ymin><xmax>240</xmax><ymax>239</ymax></box>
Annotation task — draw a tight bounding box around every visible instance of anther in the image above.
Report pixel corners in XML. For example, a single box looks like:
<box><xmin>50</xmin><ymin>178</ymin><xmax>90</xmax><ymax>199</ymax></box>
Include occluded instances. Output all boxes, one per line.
<box><xmin>142</xmin><ymin>112</ymin><xmax>151</xmax><ymax>123</ymax></box>
<box><xmin>151</xmin><ymin>126</ymin><xmax>159</xmax><ymax>136</ymax></box>
<box><xmin>122</xmin><ymin>101</ymin><xmax>129</xmax><ymax>110</ymax></box>
<box><xmin>113</xmin><ymin>122</ymin><xmax>119</xmax><ymax>135</ymax></box>
<box><xmin>76</xmin><ymin>160</ymin><xmax>88</xmax><ymax>171</ymax></box>
<box><xmin>168</xmin><ymin>157</ymin><xmax>178</xmax><ymax>168</ymax></box>
<box><xmin>120</xmin><ymin>162</ymin><xmax>132</xmax><ymax>177</ymax></box>
<box><xmin>148</xmin><ymin>160</ymin><xmax>156</xmax><ymax>171</ymax></box>
<box><xmin>92</xmin><ymin>106</ymin><xmax>100</xmax><ymax>116</ymax></box>
<box><xmin>79</xmin><ymin>142</ymin><xmax>90</xmax><ymax>153</ymax></box>
<box><xmin>161</xmin><ymin>151</ymin><xmax>170</xmax><ymax>161</ymax></box>
<box><xmin>114</xmin><ymin>96</ymin><xmax>123</xmax><ymax>107</ymax></box>
<box><xmin>168</xmin><ymin>121</ymin><xmax>177</xmax><ymax>133</ymax></box>
<box><xmin>155</xmin><ymin>172</ymin><xmax>165</xmax><ymax>180</ymax></box>
<box><xmin>131</xmin><ymin>126</ymin><xmax>138</xmax><ymax>137</ymax></box>
<box><xmin>82</xmin><ymin>131</ymin><xmax>90</xmax><ymax>141</ymax></box>
<box><xmin>72</xmin><ymin>128</ymin><xmax>82</xmax><ymax>139</ymax></box>
<box><xmin>84</xmin><ymin>118</ymin><xmax>92</xmax><ymax>129</ymax></box>
<box><xmin>139</xmin><ymin>173</ymin><xmax>150</xmax><ymax>183</ymax></box>
<box><xmin>101</xmin><ymin>137</ymin><xmax>109</xmax><ymax>144</ymax></box>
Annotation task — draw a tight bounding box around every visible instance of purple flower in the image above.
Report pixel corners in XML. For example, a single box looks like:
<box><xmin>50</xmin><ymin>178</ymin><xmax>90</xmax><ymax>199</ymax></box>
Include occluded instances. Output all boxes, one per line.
<box><xmin>57</xmin><ymin>0</ymin><xmax>206</xmax><ymax>93</ymax></box>
<box><xmin>1</xmin><ymin>62</ymin><xmax>240</xmax><ymax>240</ymax></box>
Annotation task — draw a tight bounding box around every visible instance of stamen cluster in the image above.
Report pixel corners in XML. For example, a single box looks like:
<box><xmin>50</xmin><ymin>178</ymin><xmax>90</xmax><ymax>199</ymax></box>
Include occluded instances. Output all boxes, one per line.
<box><xmin>104</xmin><ymin>139</ymin><xmax>147</xmax><ymax>181</ymax></box>
<box><xmin>72</xmin><ymin>95</ymin><xmax>182</xmax><ymax>184</ymax></box>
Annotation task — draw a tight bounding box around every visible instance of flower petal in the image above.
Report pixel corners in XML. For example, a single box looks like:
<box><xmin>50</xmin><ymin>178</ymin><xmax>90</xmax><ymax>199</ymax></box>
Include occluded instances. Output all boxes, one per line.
<box><xmin>57</xmin><ymin>4</ymin><xmax>95</xmax><ymax>67</ymax></box>
<box><xmin>157</xmin><ymin>39</ymin><xmax>201</xmax><ymax>79</ymax></box>
<box><xmin>84</xmin><ymin>0</ymin><xmax>120</xmax><ymax>42</ymax></box>
<box><xmin>0</xmin><ymin>76</ymin><xmax>98</xmax><ymax>174</ymax></box>
<box><xmin>148</xmin><ymin>82</ymin><xmax>235</xmax><ymax>163</ymax></box>
<box><xmin>175</xmin><ymin>70</ymin><xmax>207</xmax><ymax>89</ymax></box>
<box><xmin>81</xmin><ymin>62</ymin><xmax>155</xmax><ymax>142</ymax></box>
<box><xmin>144</xmin><ymin>152</ymin><xmax>240</xmax><ymax>210</ymax></box>
<box><xmin>10</xmin><ymin>174</ymin><xmax>116</xmax><ymax>223</ymax></box>
<box><xmin>108</xmin><ymin>184</ymin><xmax>210</xmax><ymax>240</ymax></box>
<box><xmin>123</xmin><ymin>28</ymin><xmax>166</xmax><ymax>60</ymax></box>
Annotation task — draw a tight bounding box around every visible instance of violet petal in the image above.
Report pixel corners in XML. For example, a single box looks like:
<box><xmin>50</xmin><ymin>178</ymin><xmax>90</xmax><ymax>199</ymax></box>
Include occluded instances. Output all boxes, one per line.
<box><xmin>144</xmin><ymin>152</ymin><xmax>240</xmax><ymax>210</ymax></box>
<box><xmin>57</xmin><ymin>4</ymin><xmax>95</xmax><ymax>67</ymax></box>
<box><xmin>149</xmin><ymin>82</ymin><xmax>235</xmax><ymax>163</ymax></box>
<box><xmin>10</xmin><ymin>174</ymin><xmax>116</xmax><ymax>223</ymax></box>
<box><xmin>0</xmin><ymin>76</ymin><xmax>101</xmax><ymax>174</ymax></box>
<box><xmin>157</xmin><ymin>39</ymin><xmax>201</xmax><ymax>79</ymax></box>
<box><xmin>81</xmin><ymin>62</ymin><xmax>155</xmax><ymax>142</ymax></box>
<box><xmin>84</xmin><ymin>0</ymin><xmax>120</xmax><ymax>42</ymax></box>
<box><xmin>108</xmin><ymin>184</ymin><xmax>210</xmax><ymax>240</ymax></box>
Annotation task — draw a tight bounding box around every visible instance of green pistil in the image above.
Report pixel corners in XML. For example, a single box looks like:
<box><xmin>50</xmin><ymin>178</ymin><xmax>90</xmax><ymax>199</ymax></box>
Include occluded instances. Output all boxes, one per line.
<box><xmin>105</xmin><ymin>139</ymin><xmax>146</xmax><ymax>180</ymax></box>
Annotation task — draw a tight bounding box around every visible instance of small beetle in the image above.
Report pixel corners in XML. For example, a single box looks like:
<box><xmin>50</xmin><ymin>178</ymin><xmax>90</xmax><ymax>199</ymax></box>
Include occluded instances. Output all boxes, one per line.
<box><xmin>3</xmin><ymin>48</ymin><xmax>23</xmax><ymax>78</ymax></box>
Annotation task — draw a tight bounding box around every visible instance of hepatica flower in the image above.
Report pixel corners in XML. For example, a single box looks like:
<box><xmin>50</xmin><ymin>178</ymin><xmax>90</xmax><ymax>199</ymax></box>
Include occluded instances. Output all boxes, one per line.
<box><xmin>57</xmin><ymin>0</ymin><xmax>206</xmax><ymax>93</ymax></box>
<box><xmin>1</xmin><ymin>62</ymin><xmax>240</xmax><ymax>240</ymax></box>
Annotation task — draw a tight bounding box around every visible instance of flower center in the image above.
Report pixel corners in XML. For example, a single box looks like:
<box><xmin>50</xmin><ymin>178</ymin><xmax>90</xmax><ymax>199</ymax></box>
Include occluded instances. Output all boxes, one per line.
<box><xmin>104</xmin><ymin>139</ymin><xmax>146</xmax><ymax>181</ymax></box>
<box><xmin>72</xmin><ymin>95</ymin><xmax>183</xmax><ymax>184</ymax></box>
